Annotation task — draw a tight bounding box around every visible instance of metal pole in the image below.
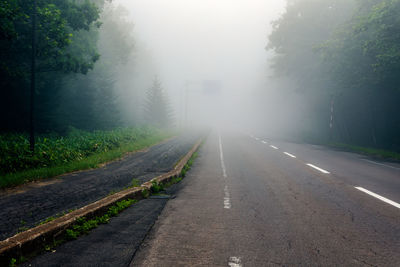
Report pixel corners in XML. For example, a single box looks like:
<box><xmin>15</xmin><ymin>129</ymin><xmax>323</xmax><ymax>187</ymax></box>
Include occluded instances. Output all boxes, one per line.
<box><xmin>30</xmin><ymin>0</ymin><xmax>37</xmax><ymax>154</ymax></box>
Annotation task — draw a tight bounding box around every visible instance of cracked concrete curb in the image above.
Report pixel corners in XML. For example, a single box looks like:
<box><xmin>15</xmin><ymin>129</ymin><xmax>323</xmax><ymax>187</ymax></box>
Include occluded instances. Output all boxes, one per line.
<box><xmin>0</xmin><ymin>138</ymin><xmax>202</xmax><ymax>264</ymax></box>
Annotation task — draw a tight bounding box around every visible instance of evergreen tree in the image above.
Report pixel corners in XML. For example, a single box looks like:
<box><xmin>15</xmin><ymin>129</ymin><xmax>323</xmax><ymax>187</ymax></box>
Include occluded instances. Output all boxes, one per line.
<box><xmin>143</xmin><ymin>77</ymin><xmax>173</xmax><ymax>128</ymax></box>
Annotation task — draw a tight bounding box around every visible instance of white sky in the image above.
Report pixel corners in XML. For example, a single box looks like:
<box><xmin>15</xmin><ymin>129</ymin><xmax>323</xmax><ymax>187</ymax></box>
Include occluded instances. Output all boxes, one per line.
<box><xmin>114</xmin><ymin>0</ymin><xmax>287</xmax><ymax>126</ymax></box>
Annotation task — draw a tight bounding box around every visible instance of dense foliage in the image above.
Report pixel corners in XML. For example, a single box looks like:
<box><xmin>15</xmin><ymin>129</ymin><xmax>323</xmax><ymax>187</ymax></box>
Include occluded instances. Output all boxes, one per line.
<box><xmin>0</xmin><ymin>127</ymin><xmax>157</xmax><ymax>175</ymax></box>
<box><xmin>267</xmin><ymin>0</ymin><xmax>400</xmax><ymax>150</ymax></box>
<box><xmin>0</xmin><ymin>0</ymin><xmax>151</xmax><ymax>134</ymax></box>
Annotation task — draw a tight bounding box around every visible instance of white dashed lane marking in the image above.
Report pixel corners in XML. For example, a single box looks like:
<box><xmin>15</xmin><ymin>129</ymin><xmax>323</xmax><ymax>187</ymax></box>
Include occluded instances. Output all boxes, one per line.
<box><xmin>228</xmin><ymin>256</ymin><xmax>242</xmax><ymax>267</ymax></box>
<box><xmin>270</xmin><ymin>145</ymin><xmax>278</xmax><ymax>150</ymax></box>
<box><xmin>355</xmin><ymin>187</ymin><xmax>400</xmax><ymax>209</ymax></box>
<box><xmin>306</xmin><ymin>163</ymin><xmax>330</xmax><ymax>174</ymax></box>
<box><xmin>218</xmin><ymin>133</ymin><xmax>227</xmax><ymax>178</ymax></box>
<box><xmin>261</xmin><ymin>140</ymin><xmax>268</xmax><ymax>144</ymax></box>
<box><xmin>283</xmin><ymin>152</ymin><xmax>296</xmax><ymax>158</ymax></box>
<box><xmin>224</xmin><ymin>185</ymin><xmax>231</xmax><ymax>209</ymax></box>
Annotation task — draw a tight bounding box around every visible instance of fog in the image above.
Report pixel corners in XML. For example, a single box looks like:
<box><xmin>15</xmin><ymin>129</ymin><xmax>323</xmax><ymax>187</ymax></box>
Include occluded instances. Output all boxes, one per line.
<box><xmin>115</xmin><ymin>0</ymin><xmax>286</xmax><ymax>131</ymax></box>
<box><xmin>2</xmin><ymin>0</ymin><xmax>397</xmax><ymax>150</ymax></box>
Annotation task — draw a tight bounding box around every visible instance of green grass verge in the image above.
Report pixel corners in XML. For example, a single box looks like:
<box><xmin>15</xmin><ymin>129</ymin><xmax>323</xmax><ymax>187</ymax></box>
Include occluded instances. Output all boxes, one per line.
<box><xmin>6</xmin><ymin>148</ymin><xmax>200</xmax><ymax>266</ymax></box>
<box><xmin>8</xmin><ymin>198</ymin><xmax>137</xmax><ymax>266</ymax></box>
<box><xmin>0</xmin><ymin>129</ymin><xmax>174</xmax><ymax>189</ymax></box>
<box><xmin>328</xmin><ymin>142</ymin><xmax>400</xmax><ymax>161</ymax></box>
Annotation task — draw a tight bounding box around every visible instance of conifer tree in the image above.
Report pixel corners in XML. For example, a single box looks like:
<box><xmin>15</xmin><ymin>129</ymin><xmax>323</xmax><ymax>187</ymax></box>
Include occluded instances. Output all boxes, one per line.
<box><xmin>143</xmin><ymin>77</ymin><xmax>173</xmax><ymax>128</ymax></box>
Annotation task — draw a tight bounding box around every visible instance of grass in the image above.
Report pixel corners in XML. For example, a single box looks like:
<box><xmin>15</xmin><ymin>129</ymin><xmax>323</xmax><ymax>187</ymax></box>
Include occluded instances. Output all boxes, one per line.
<box><xmin>0</xmin><ymin>127</ymin><xmax>173</xmax><ymax>189</ymax></box>
<box><xmin>6</xmin><ymin>148</ymin><xmax>200</xmax><ymax>266</ymax></box>
<box><xmin>328</xmin><ymin>142</ymin><xmax>400</xmax><ymax>161</ymax></box>
<box><xmin>9</xmin><ymin>198</ymin><xmax>137</xmax><ymax>266</ymax></box>
<box><xmin>64</xmin><ymin>198</ymin><xmax>137</xmax><ymax>240</ymax></box>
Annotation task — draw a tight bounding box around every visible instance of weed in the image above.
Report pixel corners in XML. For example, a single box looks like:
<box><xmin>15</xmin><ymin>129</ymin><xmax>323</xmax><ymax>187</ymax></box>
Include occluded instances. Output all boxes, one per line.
<box><xmin>141</xmin><ymin>188</ymin><xmax>150</xmax><ymax>198</ymax></box>
<box><xmin>17</xmin><ymin>226</ymin><xmax>29</xmax><ymax>233</ymax></box>
<box><xmin>65</xmin><ymin>198</ymin><xmax>136</xmax><ymax>240</ymax></box>
<box><xmin>39</xmin><ymin>216</ymin><xmax>56</xmax><ymax>225</ymax></box>
<box><xmin>131</xmin><ymin>178</ymin><xmax>140</xmax><ymax>187</ymax></box>
<box><xmin>150</xmin><ymin>181</ymin><xmax>164</xmax><ymax>193</ymax></box>
<box><xmin>9</xmin><ymin>258</ymin><xmax>16</xmax><ymax>267</ymax></box>
<box><xmin>108</xmin><ymin>190</ymin><xmax>117</xmax><ymax>196</ymax></box>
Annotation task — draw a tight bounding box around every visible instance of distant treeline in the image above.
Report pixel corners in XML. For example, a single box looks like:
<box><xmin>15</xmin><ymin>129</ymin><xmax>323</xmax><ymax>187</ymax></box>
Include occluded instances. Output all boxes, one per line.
<box><xmin>0</xmin><ymin>0</ymin><xmax>171</xmax><ymax>134</ymax></box>
<box><xmin>267</xmin><ymin>0</ymin><xmax>400</xmax><ymax>151</ymax></box>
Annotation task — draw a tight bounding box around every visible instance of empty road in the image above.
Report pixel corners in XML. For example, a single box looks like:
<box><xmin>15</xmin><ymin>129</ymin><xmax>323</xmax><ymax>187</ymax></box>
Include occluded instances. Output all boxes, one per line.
<box><xmin>132</xmin><ymin>131</ymin><xmax>400</xmax><ymax>266</ymax></box>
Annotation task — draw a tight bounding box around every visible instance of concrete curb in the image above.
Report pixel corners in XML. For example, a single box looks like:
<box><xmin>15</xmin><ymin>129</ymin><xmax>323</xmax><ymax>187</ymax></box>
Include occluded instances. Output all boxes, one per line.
<box><xmin>0</xmin><ymin>138</ymin><xmax>202</xmax><ymax>264</ymax></box>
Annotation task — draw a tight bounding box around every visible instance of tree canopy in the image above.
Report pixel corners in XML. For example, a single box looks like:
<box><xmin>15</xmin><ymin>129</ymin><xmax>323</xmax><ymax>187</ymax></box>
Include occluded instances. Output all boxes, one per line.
<box><xmin>267</xmin><ymin>0</ymin><xmax>400</xmax><ymax>150</ymax></box>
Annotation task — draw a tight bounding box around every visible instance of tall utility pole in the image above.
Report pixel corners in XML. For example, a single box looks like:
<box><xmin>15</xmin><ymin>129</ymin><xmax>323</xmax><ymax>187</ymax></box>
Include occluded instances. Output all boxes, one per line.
<box><xmin>30</xmin><ymin>0</ymin><xmax>37</xmax><ymax>154</ymax></box>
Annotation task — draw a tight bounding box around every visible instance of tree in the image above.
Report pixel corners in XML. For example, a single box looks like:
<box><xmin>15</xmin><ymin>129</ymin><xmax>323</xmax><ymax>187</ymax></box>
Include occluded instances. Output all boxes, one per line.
<box><xmin>143</xmin><ymin>77</ymin><xmax>173</xmax><ymax>128</ymax></box>
<box><xmin>266</xmin><ymin>0</ymin><xmax>356</xmax><ymax>141</ymax></box>
<box><xmin>266</xmin><ymin>0</ymin><xmax>400</xmax><ymax>150</ymax></box>
<box><xmin>0</xmin><ymin>0</ymin><xmax>103</xmax><ymax>136</ymax></box>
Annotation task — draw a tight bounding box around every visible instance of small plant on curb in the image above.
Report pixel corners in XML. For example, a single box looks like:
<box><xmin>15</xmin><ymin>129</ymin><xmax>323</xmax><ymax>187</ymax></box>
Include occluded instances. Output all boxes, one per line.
<box><xmin>9</xmin><ymin>258</ymin><xmax>16</xmax><ymax>267</ymax></box>
<box><xmin>180</xmin><ymin>152</ymin><xmax>198</xmax><ymax>178</ymax></box>
<box><xmin>131</xmin><ymin>178</ymin><xmax>140</xmax><ymax>187</ymax></box>
<box><xmin>64</xmin><ymin>198</ymin><xmax>137</xmax><ymax>240</ymax></box>
<box><xmin>141</xmin><ymin>188</ymin><xmax>150</xmax><ymax>198</ymax></box>
<box><xmin>150</xmin><ymin>180</ymin><xmax>164</xmax><ymax>193</ymax></box>
<box><xmin>8</xmin><ymin>199</ymin><xmax>137</xmax><ymax>266</ymax></box>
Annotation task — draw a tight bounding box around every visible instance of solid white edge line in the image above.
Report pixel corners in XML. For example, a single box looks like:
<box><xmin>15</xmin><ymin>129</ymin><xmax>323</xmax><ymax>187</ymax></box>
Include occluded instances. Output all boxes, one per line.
<box><xmin>270</xmin><ymin>145</ymin><xmax>278</xmax><ymax>150</ymax></box>
<box><xmin>355</xmin><ymin>187</ymin><xmax>400</xmax><ymax>209</ymax></box>
<box><xmin>306</xmin><ymin>163</ymin><xmax>330</xmax><ymax>174</ymax></box>
<box><xmin>284</xmin><ymin>152</ymin><xmax>296</xmax><ymax>158</ymax></box>
<box><xmin>361</xmin><ymin>159</ymin><xmax>400</xmax><ymax>170</ymax></box>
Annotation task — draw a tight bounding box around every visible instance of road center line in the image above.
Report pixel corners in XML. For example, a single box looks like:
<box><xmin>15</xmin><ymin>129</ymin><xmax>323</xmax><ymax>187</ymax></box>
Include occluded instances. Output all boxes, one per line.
<box><xmin>355</xmin><ymin>187</ymin><xmax>400</xmax><ymax>209</ymax></box>
<box><xmin>224</xmin><ymin>185</ymin><xmax>231</xmax><ymax>209</ymax></box>
<box><xmin>218</xmin><ymin>133</ymin><xmax>227</xmax><ymax>178</ymax></box>
<box><xmin>228</xmin><ymin>256</ymin><xmax>242</xmax><ymax>267</ymax></box>
<box><xmin>270</xmin><ymin>145</ymin><xmax>278</xmax><ymax>150</ymax></box>
<box><xmin>306</xmin><ymin>163</ymin><xmax>330</xmax><ymax>174</ymax></box>
<box><xmin>283</xmin><ymin>152</ymin><xmax>296</xmax><ymax>158</ymax></box>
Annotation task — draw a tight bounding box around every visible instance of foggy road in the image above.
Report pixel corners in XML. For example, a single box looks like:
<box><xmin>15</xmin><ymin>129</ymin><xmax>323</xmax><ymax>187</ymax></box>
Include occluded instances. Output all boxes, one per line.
<box><xmin>132</xmin><ymin>131</ymin><xmax>400</xmax><ymax>266</ymax></box>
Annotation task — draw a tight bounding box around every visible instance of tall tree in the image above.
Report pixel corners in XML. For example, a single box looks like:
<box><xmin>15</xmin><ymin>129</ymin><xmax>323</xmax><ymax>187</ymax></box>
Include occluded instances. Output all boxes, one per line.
<box><xmin>0</xmin><ymin>0</ymin><xmax>102</xmax><ymax>134</ymax></box>
<box><xmin>143</xmin><ymin>77</ymin><xmax>173</xmax><ymax>128</ymax></box>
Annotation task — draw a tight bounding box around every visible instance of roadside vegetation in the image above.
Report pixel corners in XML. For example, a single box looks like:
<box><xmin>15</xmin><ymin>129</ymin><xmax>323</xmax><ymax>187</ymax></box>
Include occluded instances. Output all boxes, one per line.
<box><xmin>0</xmin><ymin>127</ymin><xmax>173</xmax><ymax>189</ymax></box>
<box><xmin>9</xmin><ymin>198</ymin><xmax>137</xmax><ymax>266</ymax></box>
<box><xmin>266</xmin><ymin>0</ymin><xmax>400</xmax><ymax>153</ymax></box>
<box><xmin>7</xmin><ymin>148</ymin><xmax>200</xmax><ymax>266</ymax></box>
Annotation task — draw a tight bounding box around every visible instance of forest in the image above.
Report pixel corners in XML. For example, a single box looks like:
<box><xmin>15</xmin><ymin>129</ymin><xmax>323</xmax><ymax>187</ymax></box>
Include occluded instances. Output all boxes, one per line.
<box><xmin>1</xmin><ymin>0</ymin><xmax>399</xmax><ymax>188</ymax></box>
<box><xmin>267</xmin><ymin>0</ymin><xmax>400</xmax><ymax>151</ymax></box>
<box><xmin>0</xmin><ymin>0</ymin><xmax>174</xmax><ymax>187</ymax></box>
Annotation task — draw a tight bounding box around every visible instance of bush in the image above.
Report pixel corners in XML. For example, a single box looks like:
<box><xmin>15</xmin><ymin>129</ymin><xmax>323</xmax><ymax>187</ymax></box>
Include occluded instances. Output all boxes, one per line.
<box><xmin>0</xmin><ymin>127</ymin><xmax>158</xmax><ymax>175</ymax></box>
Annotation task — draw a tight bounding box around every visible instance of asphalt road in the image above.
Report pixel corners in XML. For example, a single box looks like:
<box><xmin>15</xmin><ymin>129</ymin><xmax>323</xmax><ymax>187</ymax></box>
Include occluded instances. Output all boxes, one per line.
<box><xmin>132</xmin><ymin>131</ymin><xmax>400</xmax><ymax>266</ymax></box>
<box><xmin>0</xmin><ymin>134</ymin><xmax>197</xmax><ymax>240</ymax></box>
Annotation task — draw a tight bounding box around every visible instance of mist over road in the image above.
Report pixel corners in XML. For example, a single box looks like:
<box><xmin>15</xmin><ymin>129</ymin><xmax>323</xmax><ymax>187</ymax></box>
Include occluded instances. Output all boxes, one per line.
<box><xmin>132</xmin><ymin>131</ymin><xmax>400</xmax><ymax>266</ymax></box>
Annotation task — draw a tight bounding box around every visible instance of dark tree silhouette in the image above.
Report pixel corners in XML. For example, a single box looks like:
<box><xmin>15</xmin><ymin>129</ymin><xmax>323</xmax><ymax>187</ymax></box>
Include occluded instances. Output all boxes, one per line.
<box><xmin>143</xmin><ymin>77</ymin><xmax>173</xmax><ymax>128</ymax></box>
